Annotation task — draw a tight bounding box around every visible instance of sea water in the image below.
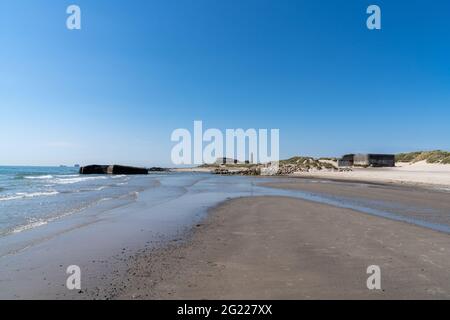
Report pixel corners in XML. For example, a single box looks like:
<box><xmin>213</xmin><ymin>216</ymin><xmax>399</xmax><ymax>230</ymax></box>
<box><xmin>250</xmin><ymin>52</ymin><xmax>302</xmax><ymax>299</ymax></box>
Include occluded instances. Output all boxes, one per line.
<box><xmin>0</xmin><ymin>166</ymin><xmax>150</xmax><ymax>236</ymax></box>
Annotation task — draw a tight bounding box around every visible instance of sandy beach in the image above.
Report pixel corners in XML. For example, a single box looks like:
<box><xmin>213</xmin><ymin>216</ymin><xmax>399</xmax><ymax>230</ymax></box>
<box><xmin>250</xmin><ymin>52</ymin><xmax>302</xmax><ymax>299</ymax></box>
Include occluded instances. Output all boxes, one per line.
<box><xmin>297</xmin><ymin>161</ymin><xmax>450</xmax><ymax>190</ymax></box>
<box><xmin>173</xmin><ymin>161</ymin><xmax>450</xmax><ymax>190</ymax></box>
<box><xmin>115</xmin><ymin>181</ymin><xmax>450</xmax><ymax>300</ymax></box>
<box><xmin>1</xmin><ymin>173</ymin><xmax>450</xmax><ymax>300</ymax></box>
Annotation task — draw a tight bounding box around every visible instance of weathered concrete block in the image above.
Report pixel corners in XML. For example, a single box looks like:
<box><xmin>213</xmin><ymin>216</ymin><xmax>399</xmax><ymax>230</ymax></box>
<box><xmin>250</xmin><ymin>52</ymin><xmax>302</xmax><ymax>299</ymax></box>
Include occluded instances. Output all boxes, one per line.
<box><xmin>107</xmin><ymin>165</ymin><xmax>148</xmax><ymax>175</ymax></box>
<box><xmin>79</xmin><ymin>165</ymin><xmax>108</xmax><ymax>174</ymax></box>
<box><xmin>80</xmin><ymin>165</ymin><xmax>148</xmax><ymax>175</ymax></box>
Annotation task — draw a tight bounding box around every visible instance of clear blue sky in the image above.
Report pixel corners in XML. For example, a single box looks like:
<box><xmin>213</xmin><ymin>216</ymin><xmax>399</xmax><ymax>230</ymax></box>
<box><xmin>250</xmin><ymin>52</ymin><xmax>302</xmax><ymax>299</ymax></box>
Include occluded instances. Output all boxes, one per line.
<box><xmin>1</xmin><ymin>0</ymin><xmax>449</xmax><ymax>166</ymax></box>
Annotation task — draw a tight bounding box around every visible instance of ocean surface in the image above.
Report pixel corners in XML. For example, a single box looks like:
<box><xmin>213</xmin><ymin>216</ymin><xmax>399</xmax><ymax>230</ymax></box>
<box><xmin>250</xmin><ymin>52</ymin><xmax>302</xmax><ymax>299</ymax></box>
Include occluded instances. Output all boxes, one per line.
<box><xmin>0</xmin><ymin>166</ymin><xmax>147</xmax><ymax>236</ymax></box>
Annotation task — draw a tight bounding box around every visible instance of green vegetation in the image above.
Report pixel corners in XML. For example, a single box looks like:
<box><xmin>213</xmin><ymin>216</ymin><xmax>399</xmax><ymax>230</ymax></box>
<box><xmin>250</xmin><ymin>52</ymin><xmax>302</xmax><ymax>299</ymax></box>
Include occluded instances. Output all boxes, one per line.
<box><xmin>201</xmin><ymin>155</ymin><xmax>338</xmax><ymax>174</ymax></box>
<box><xmin>396</xmin><ymin>150</ymin><xmax>450</xmax><ymax>164</ymax></box>
<box><xmin>199</xmin><ymin>162</ymin><xmax>258</xmax><ymax>169</ymax></box>
<box><xmin>279</xmin><ymin>156</ymin><xmax>336</xmax><ymax>170</ymax></box>
<box><xmin>280</xmin><ymin>156</ymin><xmax>315</xmax><ymax>165</ymax></box>
<box><xmin>318</xmin><ymin>157</ymin><xmax>338</xmax><ymax>162</ymax></box>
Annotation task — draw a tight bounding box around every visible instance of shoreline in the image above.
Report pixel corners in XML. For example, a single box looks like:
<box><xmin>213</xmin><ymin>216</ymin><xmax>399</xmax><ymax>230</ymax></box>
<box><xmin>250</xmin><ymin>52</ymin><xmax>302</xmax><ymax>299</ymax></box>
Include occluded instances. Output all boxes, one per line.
<box><xmin>275</xmin><ymin>174</ymin><xmax>450</xmax><ymax>194</ymax></box>
<box><xmin>116</xmin><ymin>195</ymin><xmax>450</xmax><ymax>299</ymax></box>
<box><xmin>287</xmin><ymin>172</ymin><xmax>450</xmax><ymax>191</ymax></box>
<box><xmin>172</xmin><ymin>162</ymin><xmax>450</xmax><ymax>191</ymax></box>
<box><xmin>2</xmin><ymin>173</ymin><xmax>450</xmax><ymax>299</ymax></box>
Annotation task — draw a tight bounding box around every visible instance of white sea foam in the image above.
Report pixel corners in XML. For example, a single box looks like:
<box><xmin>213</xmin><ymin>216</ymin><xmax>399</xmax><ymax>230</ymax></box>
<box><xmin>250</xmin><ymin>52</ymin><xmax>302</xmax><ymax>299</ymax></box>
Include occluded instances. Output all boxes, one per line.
<box><xmin>6</xmin><ymin>195</ymin><xmax>117</xmax><ymax>235</ymax></box>
<box><xmin>53</xmin><ymin>176</ymin><xmax>107</xmax><ymax>185</ymax></box>
<box><xmin>90</xmin><ymin>186</ymin><xmax>109</xmax><ymax>191</ymax></box>
<box><xmin>0</xmin><ymin>191</ymin><xmax>59</xmax><ymax>201</ymax></box>
<box><xmin>24</xmin><ymin>175</ymin><xmax>53</xmax><ymax>180</ymax></box>
<box><xmin>12</xmin><ymin>220</ymin><xmax>48</xmax><ymax>234</ymax></box>
<box><xmin>0</xmin><ymin>195</ymin><xmax>23</xmax><ymax>201</ymax></box>
<box><xmin>17</xmin><ymin>191</ymin><xmax>59</xmax><ymax>197</ymax></box>
<box><xmin>111</xmin><ymin>175</ymin><xmax>127</xmax><ymax>179</ymax></box>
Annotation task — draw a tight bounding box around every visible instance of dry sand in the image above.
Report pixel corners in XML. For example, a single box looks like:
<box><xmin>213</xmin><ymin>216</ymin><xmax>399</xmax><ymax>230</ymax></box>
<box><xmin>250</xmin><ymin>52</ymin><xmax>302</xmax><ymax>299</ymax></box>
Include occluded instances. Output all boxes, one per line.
<box><xmin>117</xmin><ymin>195</ymin><xmax>450</xmax><ymax>300</ymax></box>
<box><xmin>298</xmin><ymin>161</ymin><xmax>450</xmax><ymax>189</ymax></box>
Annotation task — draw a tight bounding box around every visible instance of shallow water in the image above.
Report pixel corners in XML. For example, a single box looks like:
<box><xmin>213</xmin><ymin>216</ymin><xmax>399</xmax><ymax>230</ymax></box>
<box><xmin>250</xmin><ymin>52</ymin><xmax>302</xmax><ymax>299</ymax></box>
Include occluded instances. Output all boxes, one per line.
<box><xmin>0</xmin><ymin>166</ymin><xmax>149</xmax><ymax>236</ymax></box>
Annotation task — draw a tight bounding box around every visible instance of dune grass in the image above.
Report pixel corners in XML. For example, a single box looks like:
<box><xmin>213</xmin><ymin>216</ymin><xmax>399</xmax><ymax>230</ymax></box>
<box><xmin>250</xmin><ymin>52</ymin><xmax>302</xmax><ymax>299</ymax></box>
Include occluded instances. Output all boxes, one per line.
<box><xmin>280</xmin><ymin>156</ymin><xmax>336</xmax><ymax>170</ymax></box>
<box><xmin>396</xmin><ymin>150</ymin><xmax>450</xmax><ymax>164</ymax></box>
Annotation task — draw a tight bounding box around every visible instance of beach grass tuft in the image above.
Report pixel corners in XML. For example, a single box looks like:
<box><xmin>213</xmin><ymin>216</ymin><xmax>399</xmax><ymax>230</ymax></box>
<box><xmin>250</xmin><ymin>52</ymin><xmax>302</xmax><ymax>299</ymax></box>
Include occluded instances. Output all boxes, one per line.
<box><xmin>396</xmin><ymin>150</ymin><xmax>450</xmax><ymax>164</ymax></box>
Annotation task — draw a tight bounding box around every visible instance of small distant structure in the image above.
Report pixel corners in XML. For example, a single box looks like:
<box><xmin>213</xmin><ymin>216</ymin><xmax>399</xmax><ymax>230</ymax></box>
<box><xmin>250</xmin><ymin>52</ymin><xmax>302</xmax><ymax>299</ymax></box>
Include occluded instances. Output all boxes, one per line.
<box><xmin>337</xmin><ymin>154</ymin><xmax>354</xmax><ymax>167</ymax></box>
<box><xmin>354</xmin><ymin>154</ymin><xmax>395</xmax><ymax>167</ymax></box>
<box><xmin>215</xmin><ymin>157</ymin><xmax>239</xmax><ymax>165</ymax></box>
<box><xmin>74</xmin><ymin>164</ymin><xmax>80</xmax><ymax>168</ymax></box>
<box><xmin>338</xmin><ymin>154</ymin><xmax>395</xmax><ymax>168</ymax></box>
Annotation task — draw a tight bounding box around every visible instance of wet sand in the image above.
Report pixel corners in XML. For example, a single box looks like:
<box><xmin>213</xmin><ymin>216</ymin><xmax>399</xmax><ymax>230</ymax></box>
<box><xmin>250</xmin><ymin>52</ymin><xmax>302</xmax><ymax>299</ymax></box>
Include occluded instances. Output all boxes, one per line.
<box><xmin>264</xmin><ymin>178</ymin><xmax>450</xmax><ymax>216</ymax></box>
<box><xmin>118</xmin><ymin>194</ymin><xmax>450</xmax><ymax>300</ymax></box>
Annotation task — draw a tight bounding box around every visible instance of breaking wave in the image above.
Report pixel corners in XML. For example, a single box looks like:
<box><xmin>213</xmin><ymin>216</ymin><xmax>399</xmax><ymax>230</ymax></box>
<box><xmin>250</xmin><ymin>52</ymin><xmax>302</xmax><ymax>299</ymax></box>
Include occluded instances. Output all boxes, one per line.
<box><xmin>52</xmin><ymin>176</ymin><xmax>107</xmax><ymax>185</ymax></box>
<box><xmin>24</xmin><ymin>175</ymin><xmax>54</xmax><ymax>180</ymax></box>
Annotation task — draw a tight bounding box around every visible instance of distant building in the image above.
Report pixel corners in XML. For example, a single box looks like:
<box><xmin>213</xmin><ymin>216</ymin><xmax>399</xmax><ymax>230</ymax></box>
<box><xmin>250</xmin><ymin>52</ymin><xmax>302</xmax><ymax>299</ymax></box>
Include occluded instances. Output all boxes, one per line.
<box><xmin>338</xmin><ymin>154</ymin><xmax>395</xmax><ymax>167</ymax></box>
<box><xmin>337</xmin><ymin>154</ymin><xmax>354</xmax><ymax>167</ymax></box>
<box><xmin>215</xmin><ymin>157</ymin><xmax>239</xmax><ymax>165</ymax></box>
<box><xmin>354</xmin><ymin>154</ymin><xmax>395</xmax><ymax>167</ymax></box>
